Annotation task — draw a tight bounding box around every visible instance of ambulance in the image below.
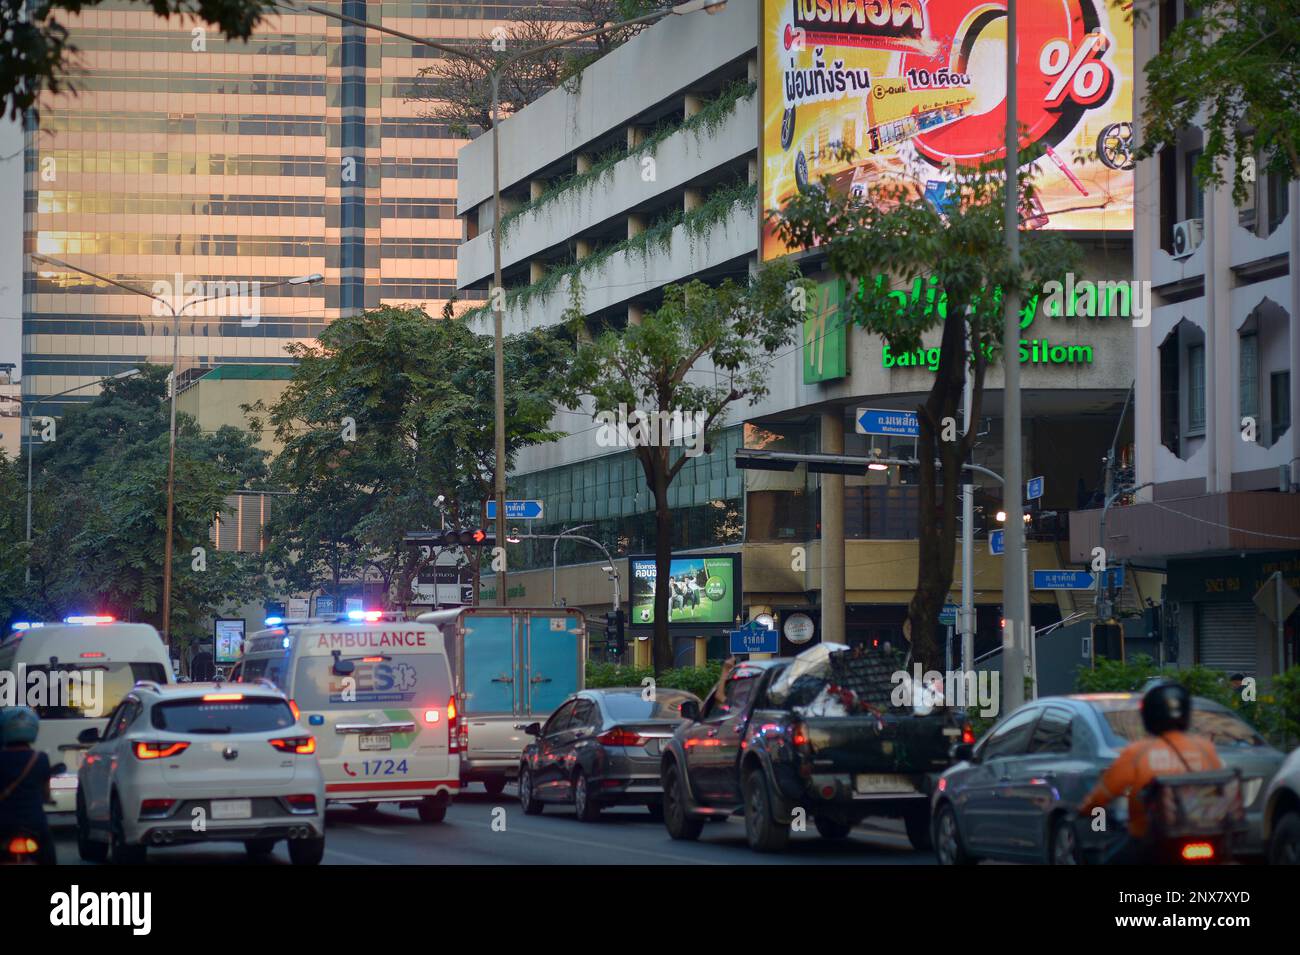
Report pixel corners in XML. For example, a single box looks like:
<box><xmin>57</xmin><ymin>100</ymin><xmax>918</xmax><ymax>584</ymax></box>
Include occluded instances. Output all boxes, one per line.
<box><xmin>234</xmin><ymin>611</ymin><xmax>459</xmax><ymax>821</ymax></box>
<box><xmin>0</xmin><ymin>617</ymin><xmax>173</xmax><ymax>816</ymax></box>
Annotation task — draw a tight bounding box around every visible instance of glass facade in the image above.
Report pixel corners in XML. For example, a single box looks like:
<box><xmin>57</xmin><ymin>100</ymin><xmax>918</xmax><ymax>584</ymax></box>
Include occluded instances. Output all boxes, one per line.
<box><xmin>507</xmin><ymin>426</ymin><xmax>745</xmax><ymax>572</ymax></box>
<box><xmin>22</xmin><ymin>2</ymin><xmax>499</xmax><ymax>411</ymax></box>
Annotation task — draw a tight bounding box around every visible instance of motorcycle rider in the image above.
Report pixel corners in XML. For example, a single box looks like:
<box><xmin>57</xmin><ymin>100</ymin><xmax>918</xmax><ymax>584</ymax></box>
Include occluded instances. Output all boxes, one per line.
<box><xmin>0</xmin><ymin>707</ymin><xmax>56</xmax><ymax>865</ymax></box>
<box><xmin>1078</xmin><ymin>680</ymin><xmax>1221</xmax><ymax>864</ymax></box>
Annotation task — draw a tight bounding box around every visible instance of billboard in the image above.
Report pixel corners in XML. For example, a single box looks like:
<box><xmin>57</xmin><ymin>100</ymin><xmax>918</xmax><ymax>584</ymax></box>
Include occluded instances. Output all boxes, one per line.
<box><xmin>629</xmin><ymin>555</ymin><xmax>741</xmax><ymax>627</ymax></box>
<box><xmin>213</xmin><ymin>618</ymin><xmax>246</xmax><ymax>665</ymax></box>
<box><xmin>762</xmin><ymin>0</ymin><xmax>1134</xmax><ymax>260</ymax></box>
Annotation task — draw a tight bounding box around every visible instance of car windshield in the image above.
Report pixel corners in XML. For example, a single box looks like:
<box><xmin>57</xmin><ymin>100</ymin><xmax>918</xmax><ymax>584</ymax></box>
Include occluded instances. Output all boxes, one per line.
<box><xmin>292</xmin><ymin>653</ymin><xmax>450</xmax><ymax>709</ymax></box>
<box><xmin>601</xmin><ymin>690</ymin><xmax>696</xmax><ymax>721</ymax></box>
<box><xmin>1092</xmin><ymin>699</ymin><xmax>1268</xmax><ymax>748</ymax></box>
<box><xmin>151</xmin><ymin>698</ymin><xmax>296</xmax><ymax>734</ymax></box>
<box><xmin>24</xmin><ymin>662</ymin><xmax>168</xmax><ymax>720</ymax></box>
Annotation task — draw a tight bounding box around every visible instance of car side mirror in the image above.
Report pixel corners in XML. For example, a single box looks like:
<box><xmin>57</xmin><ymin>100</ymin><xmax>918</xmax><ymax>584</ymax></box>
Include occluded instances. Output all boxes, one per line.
<box><xmin>77</xmin><ymin>727</ymin><xmax>100</xmax><ymax>745</ymax></box>
<box><xmin>679</xmin><ymin>700</ymin><xmax>700</xmax><ymax>722</ymax></box>
<box><xmin>523</xmin><ymin>722</ymin><xmax>542</xmax><ymax>737</ymax></box>
<box><xmin>951</xmin><ymin>742</ymin><xmax>975</xmax><ymax>762</ymax></box>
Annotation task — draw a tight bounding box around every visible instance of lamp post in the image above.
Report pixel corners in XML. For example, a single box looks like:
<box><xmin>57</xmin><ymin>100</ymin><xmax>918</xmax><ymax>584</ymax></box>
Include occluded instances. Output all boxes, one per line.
<box><xmin>553</xmin><ymin>524</ymin><xmax>593</xmax><ymax>607</ymax></box>
<box><xmin>23</xmin><ymin>368</ymin><xmax>141</xmax><ymax>585</ymax></box>
<box><xmin>296</xmin><ymin>0</ymin><xmax>726</xmax><ymax>609</ymax></box>
<box><xmin>29</xmin><ymin>254</ymin><xmax>323</xmax><ymax>643</ymax></box>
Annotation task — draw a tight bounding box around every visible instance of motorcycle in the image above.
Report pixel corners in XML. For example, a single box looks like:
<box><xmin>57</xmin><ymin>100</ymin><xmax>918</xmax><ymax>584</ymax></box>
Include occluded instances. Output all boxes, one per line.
<box><xmin>1138</xmin><ymin>767</ymin><xmax>1247</xmax><ymax>865</ymax></box>
<box><xmin>0</xmin><ymin>760</ymin><xmax>63</xmax><ymax>866</ymax></box>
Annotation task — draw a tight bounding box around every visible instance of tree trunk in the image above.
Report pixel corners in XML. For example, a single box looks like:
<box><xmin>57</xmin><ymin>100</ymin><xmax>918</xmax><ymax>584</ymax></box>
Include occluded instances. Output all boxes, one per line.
<box><xmin>907</xmin><ymin>309</ymin><xmax>969</xmax><ymax>672</ymax></box>
<box><xmin>651</xmin><ymin>459</ymin><xmax>673</xmax><ymax>677</ymax></box>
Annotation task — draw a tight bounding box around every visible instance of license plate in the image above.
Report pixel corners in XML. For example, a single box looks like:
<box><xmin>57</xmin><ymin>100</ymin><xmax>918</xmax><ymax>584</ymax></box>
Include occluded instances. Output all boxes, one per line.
<box><xmin>359</xmin><ymin>734</ymin><xmax>391</xmax><ymax>751</ymax></box>
<box><xmin>854</xmin><ymin>774</ymin><xmax>917</xmax><ymax>795</ymax></box>
<box><xmin>210</xmin><ymin>799</ymin><xmax>252</xmax><ymax>820</ymax></box>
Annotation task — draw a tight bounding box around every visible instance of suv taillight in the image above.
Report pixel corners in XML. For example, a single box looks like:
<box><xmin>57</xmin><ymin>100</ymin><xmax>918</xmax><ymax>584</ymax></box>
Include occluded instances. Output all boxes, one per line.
<box><xmin>134</xmin><ymin>741</ymin><xmax>189</xmax><ymax>760</ymax></box>
<box><xmin>961</xmin><ymin>722</ymin><xmax>975</xmax><ymax>745</ymax></box>
<box><xmin>448</xmin><ymin>696</ymin><xmax>464</xmax><ymax>754</ymax></box>
<box><xmin>269</xmin><ymin>736</ymin><xmax>316</xmax><ymax>754</ymax></box>
<box><xmin>139</xmin><ymin>798</ymin><xmax>176</xmax><ymax>818</ymax></box>
<box><xmin>596</xmin><ymin>727</ymin><xmax>643</xmax><ymax>747</ymax></box>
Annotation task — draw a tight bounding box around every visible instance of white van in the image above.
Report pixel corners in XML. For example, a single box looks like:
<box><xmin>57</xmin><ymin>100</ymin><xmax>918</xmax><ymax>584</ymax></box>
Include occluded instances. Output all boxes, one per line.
<box><xmin>0</xmin><ymin>619</ymin><xmax>173</xmax><ymax>816</ymax></box>
<box><xmin>234</xmin><ymin>613</ymin><xmax>460</xmax><ymax>822</ymax></box>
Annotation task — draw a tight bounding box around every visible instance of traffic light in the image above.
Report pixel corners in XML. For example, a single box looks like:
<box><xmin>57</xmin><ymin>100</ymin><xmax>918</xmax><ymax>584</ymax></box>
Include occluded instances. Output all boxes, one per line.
<box><xmin>1092</xmin><ymin>621</ymin><xmax>1124</xmax><ymax>663</ymax></box>
<box><xmin>440</xmin><ymin>528</ymin><xmax>495</xmax><ymax>548</ymax></box>
<box><xmin>604</xmin><ymin>609</ymin><xmax>626</xmax><ymax>655</ymax></box>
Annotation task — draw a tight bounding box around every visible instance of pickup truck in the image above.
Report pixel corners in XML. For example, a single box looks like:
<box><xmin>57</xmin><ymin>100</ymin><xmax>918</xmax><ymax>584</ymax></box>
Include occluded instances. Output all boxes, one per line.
<box><xmin>658</xmin><ymin>646</ymin><xmax>971</xmax><ymax>853</ymax></box>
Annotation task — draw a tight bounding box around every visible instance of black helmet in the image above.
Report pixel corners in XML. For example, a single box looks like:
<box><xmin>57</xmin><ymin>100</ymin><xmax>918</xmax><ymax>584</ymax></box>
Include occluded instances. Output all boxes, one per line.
<box><xmin>1140</xmin><ymin>680</ymin><xmax>1191</xmax><ymax>735</ymax></box>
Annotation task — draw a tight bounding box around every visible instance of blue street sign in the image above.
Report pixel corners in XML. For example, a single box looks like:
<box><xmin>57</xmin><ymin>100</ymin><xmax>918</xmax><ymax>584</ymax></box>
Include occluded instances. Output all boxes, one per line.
<box><xmin>1033</xmin><ymin>570</ymin><xmax>1097</xmax><ymax>591</ymax></box>
<box><xmin>989</xmin><ymin>529</ymin><xmax>1004</xmax><ymax>555</ymax></box>
<box><xmin>1098</xmin><ymin>566</ymin><xmax>1125</xmax><ymax>591</ymax></box>
<box><xmin>730</xmin><ymin>626</ymin><xmax>779</xmax><ymax>655</ymax></box>
<box><xmin>940</xmin><ymin>604</ymin><xmax>959</xmax><ymax>626</ymax></box>
<box><xmin>485</xmin><ymin>500</ymin><xmax>544</xmax><ymax>520</ymax></box>
<box><xmin>1027</xmin><ymin>476</ymin><xmax>1044</xmax><ymax>501</ymax></box>
<box><xmin>855</xmin><ymin>408</ymin><xmax>919</xmax><ymax>437</ymax></box>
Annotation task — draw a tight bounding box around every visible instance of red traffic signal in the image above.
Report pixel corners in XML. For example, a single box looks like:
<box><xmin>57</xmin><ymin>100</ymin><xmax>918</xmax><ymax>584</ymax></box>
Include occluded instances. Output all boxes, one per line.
<box><xmin>442</xmin><ymin>528</ymin><xmax>494</xmax><ymax>548</ymax></box>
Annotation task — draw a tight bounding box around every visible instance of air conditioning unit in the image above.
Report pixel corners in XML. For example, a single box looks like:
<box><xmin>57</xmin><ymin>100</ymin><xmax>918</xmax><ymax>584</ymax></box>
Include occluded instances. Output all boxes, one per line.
<box><xmin>1171</xmin><ymin>218</ymin><xmax>1204</xmax><ymax>258</ymax></box>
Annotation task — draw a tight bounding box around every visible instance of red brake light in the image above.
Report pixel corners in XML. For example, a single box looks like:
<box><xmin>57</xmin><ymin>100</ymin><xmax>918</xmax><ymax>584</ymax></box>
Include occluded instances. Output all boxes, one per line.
<box><xmin>7</xmin><ymin>836</ymin><xmax>38</xmax><ymax>854</ymax></box>
<box><xmin>289</xmin><ymin>699</ymin><xmax>300</xmax><ymax>720</ymax></box>
<box><xmin>962</xmin><ymin>723</ymin><xmax>976</xmax><ymax>745</ymax></box>
<box><xmin>596</xmin><ymin>727</ymin><xmax>644</xmax><ymax>747</ymax></box>
<box><xmin>1181</xmin><ymin>841</ymin><xmax>1215</xmax><ymax>861</ymax></box>
<box><xmin>202</xmin><ymin>693</ymin><xmax>244</xmax><ymax>702</ymax></box>
<box><xmin>134</xmin><ymin>741</ymin><xmax>189</xmax><ymax>760</ymax></box>
<box><xmin>269</xmin><ymin>736</ymin><xmax>316</xmax><ymax>755</ymax></box>
<box><xmin>790</xmin><ymin>721</ymin><xmax>809</xmax><ymax>747</ymax></box>
<box><xmin>285</xmin><ymin>793</ymin><xmax>317</xmax><ymax>811</ymax></box>
<box><xmin>139</xmin><ymin>798</ymin><xmax>176</xmax><ymax>818</ymax></box>
<box><xmin>79</xmin><ymin>651</ymin><xmax>105</xmax><ymax>658</ymax></box>
<box><xmin>448</xmin><ymin>696</ymin><xmax>463</xmax><ymax>754</ymax></box>
<box><xmin>361</xmin><ymin>656</ymin><xmax>384</xmax><ymax>663</ymax></box>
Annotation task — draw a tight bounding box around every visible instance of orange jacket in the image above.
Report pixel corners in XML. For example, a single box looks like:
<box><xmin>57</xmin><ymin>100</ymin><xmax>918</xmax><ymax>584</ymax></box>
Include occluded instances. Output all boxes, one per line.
<box><xmin>1080</xmin><ymin>732</ymin><xmax>1222</xmax><ymax>838</ymax></box>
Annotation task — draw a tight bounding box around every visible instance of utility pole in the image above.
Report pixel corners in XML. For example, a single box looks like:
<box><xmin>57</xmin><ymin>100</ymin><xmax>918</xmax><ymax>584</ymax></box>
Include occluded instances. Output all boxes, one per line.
<box><xmin>961</xmin><ymin>329</ymin><xmax>975</xmax><ymax>673</ymax></box>
<box><xmin>1001</xmin><ymin>0</ymin><xmax>1027</xmax><ymax>713</ymax></box>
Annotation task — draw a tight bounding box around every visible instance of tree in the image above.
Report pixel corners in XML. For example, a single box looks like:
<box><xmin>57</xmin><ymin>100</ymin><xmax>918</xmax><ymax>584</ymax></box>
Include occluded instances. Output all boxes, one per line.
<box><xmin>1</xmin><ymin>0</ymin><xmax>274</xmax><ymax>119</ymax></box>
<box><xmin>569</xmin><ymin>263</ymin><xmax>808</xmax><ymax>674</ymax></box>
<box><xmin>250</xmin><ymin>306</ymin><xmax>575</xmax><ymax>610</ymax></box>
<box><xmin>1123</xmin><ymin>0</ymin><xmax>1300</xmax><ymax>197</ymax></box>
<box><xmin>21</xmin><ymin>365</ymin><xmax>269</xmax><ymax>639</ymax></box>
<box><xmin>407</xmin><ymin>1</ymin><xmax>660</xmax><ymax>136</ymax></box>
<box><xmin>773</xmin><ymin>163</ymin><xmax>1079</xmax><ymax>671</ymax></box>
<box><xmin>0</xmin><ymin>454</ymin><xmax>28</xmax><ymax>626</ymax></box>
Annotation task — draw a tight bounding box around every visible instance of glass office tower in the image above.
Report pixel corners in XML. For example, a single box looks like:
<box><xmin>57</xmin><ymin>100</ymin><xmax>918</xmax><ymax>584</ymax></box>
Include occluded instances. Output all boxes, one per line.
<box><xmin>23</xmin><ymin>1</ymin><xmax>506</xmax><ymax>411</ymax></box>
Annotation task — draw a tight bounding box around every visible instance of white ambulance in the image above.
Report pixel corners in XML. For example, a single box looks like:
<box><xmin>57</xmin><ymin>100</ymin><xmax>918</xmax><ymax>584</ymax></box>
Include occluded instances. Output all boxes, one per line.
<box><xmin>234</xmin><ymin>611</ymin><xmax>460</xmax><ymax>821</ymax></box>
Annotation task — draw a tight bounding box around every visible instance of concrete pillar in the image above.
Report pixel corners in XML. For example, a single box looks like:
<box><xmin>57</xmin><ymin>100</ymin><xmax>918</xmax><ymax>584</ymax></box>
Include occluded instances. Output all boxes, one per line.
<box><xmin>529</xmin><ymin>180</ymin><xmax>547</xmax><ymax>201</ymax></box>
<box><xmin>1290</xmin><ymin>178</ymin><xmax>1300</xmax><ymax>493</ymax></box>
<box><xmin>627</xmin><ymin>303</ymin><xmax>645</xmax><ymax>326</ymax></box>
<box><xmin>747</xmin><ymin>55</ymin><xmax>758</xmax><ymax>83</ymax></box>
<box><xmin>627</xmin><ymin>213</ymin><xmax>646</xmax><ymax>239</ymax></box>
<box><xmin>820</xmin><ymin>411</ymin><xmax>846</xmax><ymax>643</ymax></box>
<box><xmin>627</xmin><ymin>126</ymin><xmax>645</xmax><ymax>151</ymax></box>
<box><xmin>1206</xmin><ymin>170</ymin><xmax>1234</xmax><ymax>493</ymax></box>
<box><xmin>684</xmin><ymin>188</ymin><xmax>703</xmax><ymax>213</ymax></box>
<box><xmin>575</xmin><ymin>153</ymin><xmax>593</xmax><ymax>174</ymax></box>
<box><xmin>575</xmin><ymin>239</ymin><xmax>592</xmax><ymax>260</ymax></box>
<box><xmin>529</xmin><ymin>261</ymin><xmax>546</xmax><ymax>284</ymax></box>
<box><xmin>748</xmin><ymin>157</ymin><xmax>758</xmax><ymax>185</ymax></box>
<box><xmin>684</xmin><ymin>93</ymin><xmax>704</xmax><ymax>118</ymax></box>
<box><xmin>694</xmin><ymin>636</ymin><xmax>708</xmax><ymax>667</ymax></box>
<box><xmin>634</xmin><ymin>636</ymin><xmax>651</xmax><ymax>668</ymax></box>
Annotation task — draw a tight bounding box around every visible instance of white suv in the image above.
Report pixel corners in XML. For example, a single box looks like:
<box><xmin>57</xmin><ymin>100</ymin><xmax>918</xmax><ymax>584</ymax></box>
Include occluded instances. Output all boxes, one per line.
<box><xmin>74</xmin><ymin>680</ymin><xmax>326</xmax><ymax>865</ymax></box>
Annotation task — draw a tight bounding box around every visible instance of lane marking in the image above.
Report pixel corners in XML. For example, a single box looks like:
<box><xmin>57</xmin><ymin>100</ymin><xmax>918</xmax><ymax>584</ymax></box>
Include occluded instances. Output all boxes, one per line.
<box><xmin>454</xmin><ymin>817</ymin><xmax>723</xmax><ymax>865</ymax></box>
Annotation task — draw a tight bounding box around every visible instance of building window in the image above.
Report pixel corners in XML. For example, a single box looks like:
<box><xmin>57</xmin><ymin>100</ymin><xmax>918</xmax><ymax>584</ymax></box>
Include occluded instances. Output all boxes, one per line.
<box><xmin>1187</xmin><ymin>343</ymin><xmax>1206</xmax><ymax>435</ymax></box>
<box><xmin>1159</xmin><ymin>334</ymin><xmax>1180</xmax><ymax>453</ymax></box>
<box><xmin>1272</xmin><ymin>371</ymin><xmax>1291</xmax><ymax>445</ymax></box>
<box><xmin>1239</xmin><ymin>333</ymin><xmax>1259</xmax><ymax>423</ymax></box>
<box><xmin>1184</xmin><ymin>149</ymin><xmax>1204</xmax><ymax>222</ymax></box>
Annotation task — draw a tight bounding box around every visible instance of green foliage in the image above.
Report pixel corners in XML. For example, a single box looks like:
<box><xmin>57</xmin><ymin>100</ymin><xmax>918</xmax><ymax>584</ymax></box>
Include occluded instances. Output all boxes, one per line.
<box><xmin>585</xmin><ymin>660</ymin><xmax>723</xmax><ymax>700</ymax></box>
<box><xmin>1073</xmin><ymin>654</ymin><xmax>1300</xmax><ymax>750</ymax></box>
<box><xmin>499</xmin><ymin>79</ymin><xmax>756</xmax><ymax>240</ymax></box>
<box><xmin>474</xmin><ymin>179</ymin><xmax>758</xmax><ymax>320</ymax></box>
<box><xmin>18</xmin><ymin>366</ymin><xmax>268</xmax><ymax>639</ymax></box>
<box><xmin>0</xmin><ymin>454</ymin><xmax>29</xmax><ymax>625</ymax></box>
<box><xmin>1121</xmin><ymin>0</ymin><xmax>1300</xmax><ymax>200</ymax></box>
<box><xmin>251</xmin><ymin>306</ymin><xmax>575</xmax><ymax>604</ymax></box>
<box><xmin>1</xmin><ymin>0</ymin><xmax>275</xmax><ymax>119</ymax></box>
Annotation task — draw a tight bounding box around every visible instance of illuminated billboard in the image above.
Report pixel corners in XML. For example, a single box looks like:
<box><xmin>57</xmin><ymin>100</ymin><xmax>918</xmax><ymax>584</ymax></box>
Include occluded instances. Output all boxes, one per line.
<box><xmin>629</xmin><ymin>555</ymin><xmax>741</xmax><ymax>627</ymax></box>
<box><xmin>761</xmin><ymin>0</ymin><xmax>1134</xmax><ymax>259</ymax></box>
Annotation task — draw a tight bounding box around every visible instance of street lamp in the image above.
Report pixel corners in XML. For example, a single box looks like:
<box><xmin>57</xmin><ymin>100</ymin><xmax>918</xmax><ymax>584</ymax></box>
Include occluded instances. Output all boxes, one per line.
<box><xmin>292</xmin><ymin>1</ymin><xmax>726</xmax><ymax>609</ymax></box>
<box><xmin>23</xmin><ymin>368</ymin><xmax>141</xmax><ymax>584</ymax></box>
<box><xmin>29</xmin><ymin>254</ymin><xmax>323</xmax><ymax>643</ymax></box>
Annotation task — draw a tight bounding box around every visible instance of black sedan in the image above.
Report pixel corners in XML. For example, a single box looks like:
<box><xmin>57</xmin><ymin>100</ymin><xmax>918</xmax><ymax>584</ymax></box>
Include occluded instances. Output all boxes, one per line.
<box><xmin>517</xmin><ymin>688</ymin><xmax>699</xmax><ymax>821</ymax></box>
